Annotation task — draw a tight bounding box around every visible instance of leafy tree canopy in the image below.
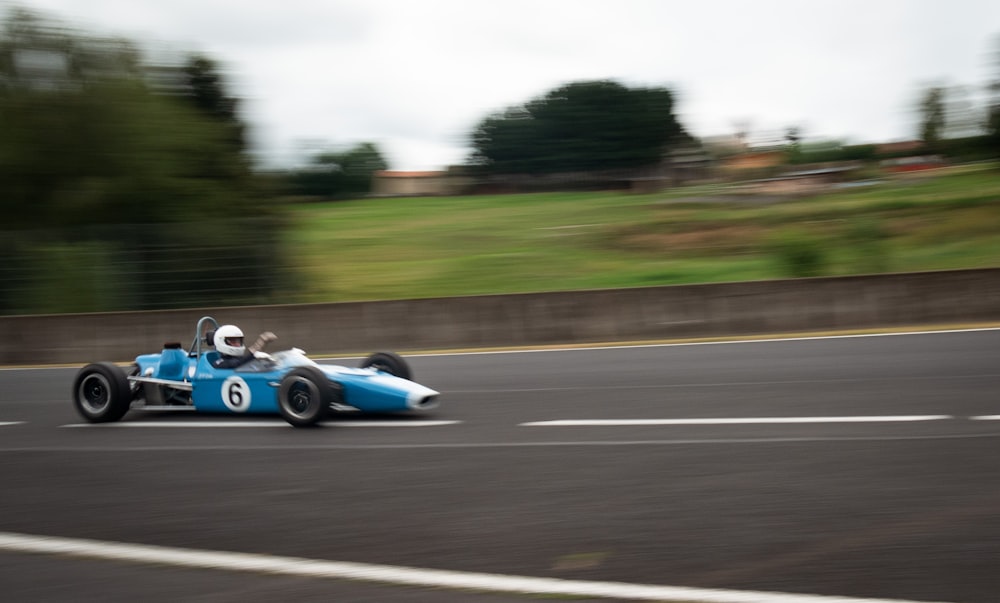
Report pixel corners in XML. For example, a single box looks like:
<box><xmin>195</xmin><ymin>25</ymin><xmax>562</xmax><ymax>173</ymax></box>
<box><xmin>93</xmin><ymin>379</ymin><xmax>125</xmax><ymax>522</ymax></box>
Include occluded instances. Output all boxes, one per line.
<box><xmin>0</xmin><ymin>7</ymin><xmax>279</xmax><ymax>313</ymax></box>
<box><xmin>178</xmin><ymin>53</ymin><xmax>247</xmax><ymax>152</ymax></box>
<box><xmin>0</xmin><ymin>7</ymin><xmax>261</xmax><ymax>229</ymax></box>
<box><xmin>285</xmin><ymin>142</ymin><xmax>389</xmax><ymax>199</ymax></box>
<box><xmin>470</xmin><ymin>80</ymin><xmax>690</xmax><ymax>175</ymax></box>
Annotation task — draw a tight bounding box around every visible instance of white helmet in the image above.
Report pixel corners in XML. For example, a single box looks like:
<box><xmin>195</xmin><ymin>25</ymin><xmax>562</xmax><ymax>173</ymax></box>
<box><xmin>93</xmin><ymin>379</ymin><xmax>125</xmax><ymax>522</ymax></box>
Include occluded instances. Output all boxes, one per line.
<box><xmin>214</xmin><ymin>324</ymin><xmax>246</xmax><ymax>356</ymax></box>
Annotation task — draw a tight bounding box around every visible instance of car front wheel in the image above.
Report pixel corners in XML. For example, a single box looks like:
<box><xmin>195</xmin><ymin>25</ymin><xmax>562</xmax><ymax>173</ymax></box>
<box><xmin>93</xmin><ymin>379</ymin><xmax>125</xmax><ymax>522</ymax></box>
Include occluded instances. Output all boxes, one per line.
<box><xmin>72</xmin><ymin>362</ymin><xmax>133</xmax><ymax>423</ymax></box>
<box><xmin>277</xmin><ymin>367</ymin><xmax>332</xmax><ymax>427</ymax></box>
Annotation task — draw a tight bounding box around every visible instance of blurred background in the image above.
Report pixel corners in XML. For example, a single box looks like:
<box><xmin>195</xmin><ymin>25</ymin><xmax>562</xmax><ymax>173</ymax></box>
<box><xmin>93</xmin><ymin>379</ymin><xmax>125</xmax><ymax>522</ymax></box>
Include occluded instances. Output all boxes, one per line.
<box><xmin>1</xmin><ymin>1</ymin><xmax>999</xmax><ymax>315</ymax></box>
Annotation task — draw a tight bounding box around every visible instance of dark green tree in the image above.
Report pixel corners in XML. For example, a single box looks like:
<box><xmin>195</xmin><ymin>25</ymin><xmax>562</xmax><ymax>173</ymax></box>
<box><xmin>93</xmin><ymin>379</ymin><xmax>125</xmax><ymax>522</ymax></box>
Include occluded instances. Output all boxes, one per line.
<box><xmin>0</xmin><ymin>7</ymin><xmax>282</xmax><ymax>312</ymax></box>
<box><xmin>179</xmin><ymin>54</ymin><xmax>247</xmax><ymax>154</ymax></box>
<box><xmin>286</xmin><ymin>142</ymin><xmax>388</xmax><ymax>199</ymax></box>
<box><xmin>469</xmin><ymin>107</ymin><xmax>537</xmax><ymax>173</ymax></box>
<box><xmin>470</xmin><ymin>80</ymin><xmax>689</xmax><ymax>176</ymax></box>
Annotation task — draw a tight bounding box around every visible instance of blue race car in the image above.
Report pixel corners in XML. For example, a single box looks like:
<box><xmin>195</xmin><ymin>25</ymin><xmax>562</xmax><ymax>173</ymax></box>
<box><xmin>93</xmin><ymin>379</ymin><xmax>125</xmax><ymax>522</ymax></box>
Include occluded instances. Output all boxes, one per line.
<box><xmin>72</xmin><ymin>316</ymin><xmax>440</xmax><ymax>427</ymax></box>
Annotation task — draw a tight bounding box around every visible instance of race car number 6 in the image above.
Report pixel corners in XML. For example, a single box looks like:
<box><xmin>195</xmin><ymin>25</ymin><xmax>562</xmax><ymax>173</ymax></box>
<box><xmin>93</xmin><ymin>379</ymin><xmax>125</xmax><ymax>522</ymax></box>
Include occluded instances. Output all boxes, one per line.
<box><xmin>222</xmin><ymin>376</ymin><xmax>251</xmax><ymax>412</ymax></box>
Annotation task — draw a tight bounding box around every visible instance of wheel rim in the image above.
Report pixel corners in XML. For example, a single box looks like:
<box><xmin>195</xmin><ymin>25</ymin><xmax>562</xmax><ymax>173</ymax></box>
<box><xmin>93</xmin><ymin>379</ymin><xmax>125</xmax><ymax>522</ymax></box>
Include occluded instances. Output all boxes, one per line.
<box><xmin>78</xmin><ymin>374</ymin><xmax>111</xmax><ymax>415</ymax></box>
<box><xmin>286</xmin><ymin>378</ymin><xmax>319</xmax><ymax>419</ymax></box>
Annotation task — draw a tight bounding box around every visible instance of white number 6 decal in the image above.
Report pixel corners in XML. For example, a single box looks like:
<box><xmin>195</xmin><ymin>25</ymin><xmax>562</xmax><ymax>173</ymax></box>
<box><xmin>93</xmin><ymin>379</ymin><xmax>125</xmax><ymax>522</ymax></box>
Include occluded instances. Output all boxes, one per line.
<box><xmin>222</xmin><ymin>376</ymin><xmax>251</xmax><ymax>412</ymax></box>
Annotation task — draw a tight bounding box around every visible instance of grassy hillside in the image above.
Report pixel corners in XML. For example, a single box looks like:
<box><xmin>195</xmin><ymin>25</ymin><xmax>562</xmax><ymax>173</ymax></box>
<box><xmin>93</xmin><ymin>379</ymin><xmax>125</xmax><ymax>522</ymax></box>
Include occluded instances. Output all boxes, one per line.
<box><xmin>285</xmin><ymin>163</ymin><xmax>1000</xmax><ymax>303</ymax></box>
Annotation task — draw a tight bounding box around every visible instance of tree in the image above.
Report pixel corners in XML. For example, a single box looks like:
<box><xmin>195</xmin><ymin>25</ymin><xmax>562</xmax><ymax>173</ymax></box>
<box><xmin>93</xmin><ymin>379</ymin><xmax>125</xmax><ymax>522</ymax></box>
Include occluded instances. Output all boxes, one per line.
<box><xmin>0</xmin><ymin>7</ymin><xmax>281</xmax><ymax>312</ymax></box>
<box><xmin>178</xmin><ymin>54</ymin><xmax>247</xmax><ymax>154</ymax></box>
<box><xmin>286</xmin><ymin>142</ymin><xmax>388</xmax><ymax>199</ymax></box>
<box><xmin>469</xmin><ymin>106</ymin><xmax>536</xmax><ymax>173</ymax></box>
<box><xmin>919</xmin><ymin>86</ymin><xmax>946</xmax><ymax>152</ymax></box>
<box><xmin>785</xmin><ymin>126</ymin><xmax>803</xmax><ymax>163</ymax></box>
<box><xmin>469</xmin><ymin>80</ymin><xmax>689</xmax><ymax>177</ymax></box>
<box><xmin>988</xmin><ymin>34</ymin><xmax>1000</xmax><ymax>158</ymax></box>
<box><xmin>0</xmin><ymin>8</ymin><xmax>263</xmax><ymax>226</ymax></box>
<box><xmin>942</xmin><ymin>85</ymin><xmax>984</xmax><ymax>139</ymax></box>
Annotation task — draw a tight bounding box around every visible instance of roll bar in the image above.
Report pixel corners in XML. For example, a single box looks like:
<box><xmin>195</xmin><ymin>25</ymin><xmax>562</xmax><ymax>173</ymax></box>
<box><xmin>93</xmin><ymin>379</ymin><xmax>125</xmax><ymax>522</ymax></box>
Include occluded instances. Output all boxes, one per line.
<box><xmin>189</xmin><ymin>316</ymin><xmax>220</xmax><ymax>358</ymax></box>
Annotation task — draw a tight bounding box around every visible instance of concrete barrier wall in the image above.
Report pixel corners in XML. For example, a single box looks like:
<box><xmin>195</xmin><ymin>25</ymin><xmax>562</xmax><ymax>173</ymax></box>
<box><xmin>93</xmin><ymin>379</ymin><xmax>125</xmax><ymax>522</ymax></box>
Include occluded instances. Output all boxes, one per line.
<box><xmin>3</xmin><ymin>267</ymin><xmax>999</xmax><ymax>365</ymax></box>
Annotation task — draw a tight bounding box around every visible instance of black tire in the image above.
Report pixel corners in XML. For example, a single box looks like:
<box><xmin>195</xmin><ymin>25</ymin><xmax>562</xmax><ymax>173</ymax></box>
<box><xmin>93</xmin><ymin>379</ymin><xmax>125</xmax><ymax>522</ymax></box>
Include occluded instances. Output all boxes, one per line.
<box><xmin>72</xmin><ymin>362</ymin><xmax>132</xmax><ymax>423</ymax></box>
<box><xmin>360</xmin><ymin>351</ymin><xmax>412</xmax><ymax>380</ymax></box>
<box><xmin>278</xmin><ymin>367</ymin><xmax>332</xmax><ymax>427</ymax></box>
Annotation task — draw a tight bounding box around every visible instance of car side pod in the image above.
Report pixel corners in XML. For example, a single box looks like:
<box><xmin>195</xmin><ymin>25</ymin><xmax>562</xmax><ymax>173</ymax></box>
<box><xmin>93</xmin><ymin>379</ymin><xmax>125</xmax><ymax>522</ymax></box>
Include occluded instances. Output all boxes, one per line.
<box><xmin>156</xmin><ymin>342</ymin><xmax>187</xmax><ymax>381</ymax></box>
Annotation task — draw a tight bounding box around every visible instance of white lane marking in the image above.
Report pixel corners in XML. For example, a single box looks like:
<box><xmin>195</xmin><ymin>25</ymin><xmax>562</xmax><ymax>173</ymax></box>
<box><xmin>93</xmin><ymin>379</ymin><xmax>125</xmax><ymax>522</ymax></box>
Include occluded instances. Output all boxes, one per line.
<box><xmin>333</xmin><ymin>420</ymin><xmax>459</xmax><ymax>427</ymax></box>
<box><xmin>522</xmin><ymin>416</ymin><xmax>954</xmax><ymax>427</ymax></box>
<box><xmin>1</xmin><ymin>432</ymin><xmax>998</xmax><ymax>453</ymax></box>
<box><xmin>0</xmin><ymin>421</ymin><xmax>25</xmax><ymax>427</ymax></box>
<box><xmin>60</xmin><ymin>420</ymin><xmax>460</xmax><ymax>428</ymax></box>
<box><xmin>970</xmin><ymin>415</ymin><xmax>1000</xmax><ymax>420</ymax></box>
<box><xmin>0</xmin><ymin>531</ymin><xmax>947</xmax><ymax>603</ymax></box>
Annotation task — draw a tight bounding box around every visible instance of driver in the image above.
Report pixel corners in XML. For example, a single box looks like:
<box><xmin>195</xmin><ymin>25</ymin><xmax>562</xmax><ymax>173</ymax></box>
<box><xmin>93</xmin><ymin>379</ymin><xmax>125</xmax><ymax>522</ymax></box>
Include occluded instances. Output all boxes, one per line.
<box><xmin>212</xmin><ymin>324</ymin><xmax>277</xmax><ymax>369</ymax></box>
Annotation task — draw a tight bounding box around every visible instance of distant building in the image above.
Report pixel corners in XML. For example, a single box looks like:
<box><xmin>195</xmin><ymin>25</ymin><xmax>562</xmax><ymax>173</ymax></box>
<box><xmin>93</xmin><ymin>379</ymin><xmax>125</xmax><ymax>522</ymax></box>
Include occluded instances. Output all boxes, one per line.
<box><xmin>718</xmin><ymin>150</ymin><xmax>786</xmax><ymax>178</ymax></box>
<box><xmin>371</xmin><ymin>170</ymin><xmax>474</xmax><ymax>197</ymax></box>
<box><xmin>701</xmin><ymin>134</ymin><xmax>747</xmax><ymax>156</ymax></box>
<box><xmin>627</xmin><ymin>144</ymin><xmax>714</xmax><ymax>193</ymax></box>
<box><xmin>872</xmin><ymin>141</ymin><xmax>945</xmax><ymax>174</ymax></box>
<box><xmin>875</xmin><ymin>140</ymin><xmax>926</xmax><ymax>156</ymax></box>
<box><xmin>880</xmin><ymin>155</ymin><xmax>946</xmax><ymax>173</ymax></box>
<box><xmin>745</xmin><ymin>164</ymin><xmax>862</xmax><ymax>195</ymax></box>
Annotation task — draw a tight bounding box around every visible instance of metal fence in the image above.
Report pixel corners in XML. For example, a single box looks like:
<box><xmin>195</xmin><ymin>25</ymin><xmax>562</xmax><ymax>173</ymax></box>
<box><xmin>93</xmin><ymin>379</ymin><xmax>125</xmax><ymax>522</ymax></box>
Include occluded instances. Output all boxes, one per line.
<box><xmin>0</xmin><ymin>219</ymin><xmax>290</xmax><ymax>314</ymax></box>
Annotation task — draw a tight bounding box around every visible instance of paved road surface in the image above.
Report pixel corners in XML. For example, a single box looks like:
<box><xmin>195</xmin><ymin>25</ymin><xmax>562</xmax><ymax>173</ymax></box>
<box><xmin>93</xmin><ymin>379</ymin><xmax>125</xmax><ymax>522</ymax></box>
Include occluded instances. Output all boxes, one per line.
<box><xmin>1</xmin><ymin>329</ymin><xmax>998</xmax><ymax>602</ymax></box>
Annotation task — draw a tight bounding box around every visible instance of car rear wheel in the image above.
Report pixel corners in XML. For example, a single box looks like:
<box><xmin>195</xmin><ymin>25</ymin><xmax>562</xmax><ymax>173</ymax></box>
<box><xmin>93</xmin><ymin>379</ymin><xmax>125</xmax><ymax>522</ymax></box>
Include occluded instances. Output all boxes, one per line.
<box><xmin>72</xmin><ymin>362</ymin><xmax>133</xmax><ymax>423</ymax></box>
<box><xmin>360</xmin><ymin>351</ymin><xmax>412</xmax><ymax>380</ymax></box>
<box><xmin>278</xmin><ymin>367</ymin><xmax>332</xmax><ymax>427</ymax></box>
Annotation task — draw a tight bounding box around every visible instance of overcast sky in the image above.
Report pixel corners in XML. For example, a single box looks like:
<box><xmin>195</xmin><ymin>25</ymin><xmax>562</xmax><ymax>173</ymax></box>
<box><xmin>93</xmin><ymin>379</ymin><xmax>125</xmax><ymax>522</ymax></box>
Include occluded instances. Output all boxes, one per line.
<box><xmin>6</xmin><ymin>0</ymin><xmax>1000</xmax><ymax>170</ymax></box>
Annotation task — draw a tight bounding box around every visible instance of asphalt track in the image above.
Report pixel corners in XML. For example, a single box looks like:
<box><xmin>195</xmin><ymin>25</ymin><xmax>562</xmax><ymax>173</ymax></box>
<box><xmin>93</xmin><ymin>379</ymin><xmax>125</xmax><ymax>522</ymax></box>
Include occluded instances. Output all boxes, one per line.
<box><xmin>1</xmin><ymin>329</ymin><xmax>999</xmax><ymax>602</ymax></box>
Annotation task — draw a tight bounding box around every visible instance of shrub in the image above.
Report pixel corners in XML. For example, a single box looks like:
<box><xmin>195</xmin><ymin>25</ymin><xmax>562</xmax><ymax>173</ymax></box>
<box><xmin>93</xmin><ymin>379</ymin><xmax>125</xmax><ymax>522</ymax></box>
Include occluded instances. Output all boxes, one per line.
<box><xmin>768</xmin><ymin>229</ymin><xmax>828</xmax><ymax>277</ymax></box>
<box><xmin>846</xmin><ymin>217</ymin><xmax>889</xmax><ymax>274</ymax></box>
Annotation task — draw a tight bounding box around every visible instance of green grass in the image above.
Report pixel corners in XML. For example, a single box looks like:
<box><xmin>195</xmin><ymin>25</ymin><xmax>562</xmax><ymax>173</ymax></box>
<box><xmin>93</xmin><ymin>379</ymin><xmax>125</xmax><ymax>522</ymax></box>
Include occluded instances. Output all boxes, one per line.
<box><xmin>284</xmin><ymin>163</ymin><xmax>1000</xmax><ymax>303</ymax></box>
